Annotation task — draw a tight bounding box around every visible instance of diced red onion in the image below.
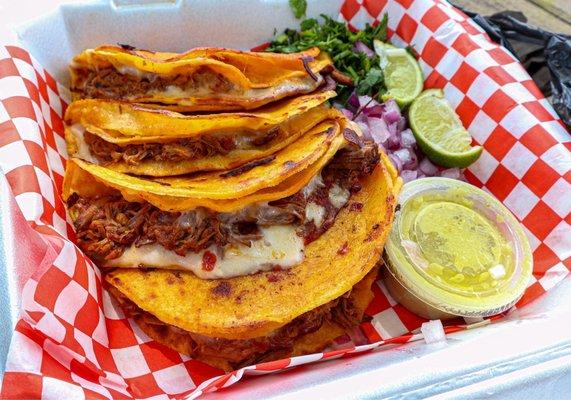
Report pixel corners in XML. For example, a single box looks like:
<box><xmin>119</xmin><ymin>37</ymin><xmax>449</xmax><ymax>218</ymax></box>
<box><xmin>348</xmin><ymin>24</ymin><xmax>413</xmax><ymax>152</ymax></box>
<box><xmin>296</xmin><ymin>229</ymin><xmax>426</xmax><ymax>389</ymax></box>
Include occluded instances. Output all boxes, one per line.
<box><xmin>394</xmin><ymin>148</ymin><xmax>419</xmax><ymax>170</ymax></box>
<box><xmin>354</xmin><ymin>41</ymin><xmax>375</xmax><ymax>57</ymax></box>
<box><xmin>352</xmin><ymin>110</ymin><xmax>367</xmax><ymax>124</ymax></box>
<box><xmin>348</xmin><ymin>92</ymin><xmax>360</xmax><ymax>109</ymax></box>
<box><xmin>341</xmin><ymin>108</ymin><xmax>354</xmax><ymax>119</ymax></box>
<box><xmin>400</xmin><ymin>129</ymin><xmax>416</xmax><ymax>147</ymax></box>
<box><xmin>397</xmin><ymin>117</ymin><xmax>407</xmax><ymax>133</ymax></box>
<box><xmin>407</xmin><ymin>152</ymin><xmax>419</xmax><ymax>170</ymax></box>
<box><xmin>362</xmin><ymin>104</ymin><xmax>384</xmax><ymax>118</ymax></box>
<box><xmin>388</xmin><ymin>154</ymin><xmax>403</xmax><ymax>172</ymax></box>
<box><xmin>440</xmin><ymin>168</ymin><xmax>461</xmax><ymax>180</ymax></box>
<box><xmin>401</xmin><ymin>170</ymin><xmax>418</xmax><ymax>183</ymax></box>
<box><xmin>419</xmin><ymin>157</ymin><xmax>439</xmax><ymax>176</ymax></box>
<box><xmin>383</xmin><ymin>110</ymin><xmax>401</xmax><ymax>125</ymax></box>
<box><xmin>384</xmin><ymin>98</ymin><xmax>399</xmax><ymax>111</ymax></box>
<box><xmin>358</xmin><ymin>95</ymin><xmax>373</xmax><ymax>108</ymax></box>
<box><xmin>386</xmin><ymin>129</ymin><xmax>401</xmax><ymax>150</ymax></box>
<box><xmin>421</xmin><ymin>320</ymin><xmax>447</xmax><ymax>344</ymax></box>
<box><xmin>383</xmin><ymin>100</ymin><xmax>401</xmax><ymax>123</ymax></box>
<box><xmin>356</xmin><ymin>121</ymin><xmax>370</xmax><ymax>138</ymax></box>
<box><xmin>367</xmin><ymin>117</ymin><xmax>390</xmax><ymax>145</ymax></box>
<box><xmin>386</xmin><ymin>121</ymin><xmax>398</xmax><ymax>136</ymax></box>
<box><xmin>392</xmin><ymin>148</ymin><xmax>410</xmax><ymax>166</ymax></box>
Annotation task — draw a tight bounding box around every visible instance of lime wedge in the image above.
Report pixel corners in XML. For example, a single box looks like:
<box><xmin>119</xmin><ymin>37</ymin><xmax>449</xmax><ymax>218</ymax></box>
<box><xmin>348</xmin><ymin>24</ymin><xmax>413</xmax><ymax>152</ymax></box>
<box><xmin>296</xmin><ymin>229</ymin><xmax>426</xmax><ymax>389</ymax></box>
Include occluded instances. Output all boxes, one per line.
<box><xmin>373</xmin><ymin>39</ymin><xmax>423</xmax><ymax>107</ymax></box>
<box><xmin>409</xmin><ymin>89</ymin><xmax>483</xmax><ymax>168</ymax></box>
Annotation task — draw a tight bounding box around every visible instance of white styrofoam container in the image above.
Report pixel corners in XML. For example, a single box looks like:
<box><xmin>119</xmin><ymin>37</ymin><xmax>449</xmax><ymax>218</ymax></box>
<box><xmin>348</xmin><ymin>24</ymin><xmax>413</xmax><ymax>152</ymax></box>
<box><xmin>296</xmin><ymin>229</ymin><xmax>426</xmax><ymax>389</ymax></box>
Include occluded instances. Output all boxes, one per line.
<box><xmin>1</xmin><ymin>0</ymin><xmax>570</xmax><ymax>398</ymax></box>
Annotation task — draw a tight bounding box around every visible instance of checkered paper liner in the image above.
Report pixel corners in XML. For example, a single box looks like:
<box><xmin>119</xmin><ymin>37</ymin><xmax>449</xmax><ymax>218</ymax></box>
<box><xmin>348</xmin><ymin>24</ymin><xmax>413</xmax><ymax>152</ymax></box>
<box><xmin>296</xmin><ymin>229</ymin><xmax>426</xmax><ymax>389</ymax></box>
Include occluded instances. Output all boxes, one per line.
<box><xmin>1</xmin><ymin>0</ymin><xmax>570</xmax><ymax>398</ymax></box>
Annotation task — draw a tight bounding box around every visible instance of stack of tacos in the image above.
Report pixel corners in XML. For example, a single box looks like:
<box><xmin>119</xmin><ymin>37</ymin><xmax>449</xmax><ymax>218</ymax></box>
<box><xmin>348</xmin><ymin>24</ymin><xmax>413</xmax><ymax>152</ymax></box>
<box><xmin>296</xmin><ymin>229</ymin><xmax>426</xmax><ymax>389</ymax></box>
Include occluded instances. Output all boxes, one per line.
<box><xmin>63</xmin><ymin>45</ymin><xmax>402</xmax><ymax>371</ymax></box>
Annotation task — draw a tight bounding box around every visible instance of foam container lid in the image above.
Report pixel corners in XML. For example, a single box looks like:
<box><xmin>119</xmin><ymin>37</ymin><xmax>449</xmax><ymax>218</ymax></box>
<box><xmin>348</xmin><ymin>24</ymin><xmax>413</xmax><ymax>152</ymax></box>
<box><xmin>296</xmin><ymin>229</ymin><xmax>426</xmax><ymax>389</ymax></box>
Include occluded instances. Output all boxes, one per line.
<box><xmin>16</xmin><ymin>0</ymin><xmax>343</xmax><ymax>85</ymax></box>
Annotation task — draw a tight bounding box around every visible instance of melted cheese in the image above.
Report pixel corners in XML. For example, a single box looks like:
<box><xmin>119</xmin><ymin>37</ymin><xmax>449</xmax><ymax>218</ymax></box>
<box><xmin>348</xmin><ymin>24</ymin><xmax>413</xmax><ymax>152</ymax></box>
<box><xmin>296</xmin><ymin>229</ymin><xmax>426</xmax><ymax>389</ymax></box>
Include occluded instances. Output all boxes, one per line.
<box><xmin>116</xmin><ymin>65</ymin><xmax>155</xmax><ymax>80</ymax></box>
<box><xmin>162</xmin><ymin>85</ymin><xmax>188</xmax><ymax>98</ymax></box>
<box><xmin>301</xmin><ymin>173</ymin><xmax>324</xmax><ymax>198</ymax></box>
<box><xmin>329</xmin><ymin>184</ymin><xmax>350</xmax><ymax>209</ymax></box>
<box><xmin>106</xmin><ymin>225</ymin><xmax>304</xmax><ymax>279</ymax></box>
<box><xmin>305</xmin><ymin>202</ymin><xmax>325</xmax><ymax>227</ymax></box>
<box><xmin>70</xmin><ymin>124</ymin><xmax>97</xmax><ymax>163</ymax></box>
<box><xmin>150</xmin><ymin>76</ymin><xmax>320</xmax><ymax>101</ymax></box>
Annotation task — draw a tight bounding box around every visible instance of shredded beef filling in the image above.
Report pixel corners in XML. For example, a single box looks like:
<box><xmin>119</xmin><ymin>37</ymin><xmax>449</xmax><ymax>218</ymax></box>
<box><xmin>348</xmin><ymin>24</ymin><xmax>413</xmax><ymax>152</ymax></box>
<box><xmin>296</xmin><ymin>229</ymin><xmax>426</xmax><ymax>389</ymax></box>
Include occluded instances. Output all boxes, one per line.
<box><xmin>73</xmin><ymin>66</ymin><xmax>235</xmax><ymax>99</ymax></box>
<box><xmin>110</xmin><ymin>284</ymin><xmax>363</xmax><ymax>369</ymax></box>
<box><xmin>84</xmin><ymin>131</ymin><xmax>238</xmax><ymax>165</ymax></box>
<box><xmin>84</xmin><ymin>127</ymin><xmax>282</xmax><ymax>166</ymax></box>
<box><xmin>68</xmin><ymin>139</ymin><xmax>379</xmax><ymax>261</ymax></box>
<box><xmin>73</xmin><ymin>62</ymin><xmax>340</xmax><ymax>102</ymax></box>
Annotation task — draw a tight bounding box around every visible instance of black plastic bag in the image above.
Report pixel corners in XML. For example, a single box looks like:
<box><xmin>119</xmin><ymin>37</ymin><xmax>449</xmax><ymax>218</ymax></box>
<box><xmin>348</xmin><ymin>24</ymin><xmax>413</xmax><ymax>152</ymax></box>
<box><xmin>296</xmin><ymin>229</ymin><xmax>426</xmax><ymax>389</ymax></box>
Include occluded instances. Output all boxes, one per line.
<box><xmin>458</xmin><ymin>8</ymin><xmax>571</xmax><ymax>129</ymax></box>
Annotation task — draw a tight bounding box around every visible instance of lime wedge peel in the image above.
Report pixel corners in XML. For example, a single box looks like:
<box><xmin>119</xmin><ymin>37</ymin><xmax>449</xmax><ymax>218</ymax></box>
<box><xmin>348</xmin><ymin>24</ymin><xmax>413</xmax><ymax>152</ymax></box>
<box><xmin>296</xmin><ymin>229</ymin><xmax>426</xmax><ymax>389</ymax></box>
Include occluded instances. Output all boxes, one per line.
<box><xmin>373</xmin><ymin>39</ymin><xmax>423</xmax><ymax>107</ymax></box>
<box><xmin>409</xmin><ymin>89</ymin><xmax>483</xmax><ymax>168</ymax></box>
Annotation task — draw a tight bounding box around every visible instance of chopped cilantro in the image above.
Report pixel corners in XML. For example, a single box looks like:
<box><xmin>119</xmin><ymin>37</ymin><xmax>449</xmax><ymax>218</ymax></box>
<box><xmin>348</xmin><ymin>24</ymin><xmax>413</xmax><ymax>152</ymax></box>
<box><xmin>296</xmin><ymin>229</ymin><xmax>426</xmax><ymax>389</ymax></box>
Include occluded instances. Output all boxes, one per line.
<box><xmin>289</xmin><ymin>0</ymin><xmax>307</xmax><ymax>19</ymax></box>
<box><xmin>267</xmin><ymin>14</ymin><xmax>389</xmax><ymax>102</ymax></box>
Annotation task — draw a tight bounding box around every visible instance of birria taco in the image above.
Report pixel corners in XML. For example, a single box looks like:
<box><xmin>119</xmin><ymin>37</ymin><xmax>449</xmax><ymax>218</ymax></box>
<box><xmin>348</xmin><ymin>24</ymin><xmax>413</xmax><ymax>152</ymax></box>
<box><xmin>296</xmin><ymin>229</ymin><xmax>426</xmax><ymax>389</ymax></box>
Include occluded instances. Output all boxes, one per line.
<box><xmin>64</xmin><ymin>117</ymin><xmax>391</xmax><ymax>272</ymax></box>
<box><xmin>103</xmin><ymin>153</ymin><xmax>400</xmax><ymax>371</ymax></box>
<box><xmin>70</xmin><ymin>46</ymin><xmax>333</xmax><ymax>111</ymax></box>
<box><xmin>64</xmin><ymin>91</ymin><xmax>337</xmax><ymax>176</ymax></box>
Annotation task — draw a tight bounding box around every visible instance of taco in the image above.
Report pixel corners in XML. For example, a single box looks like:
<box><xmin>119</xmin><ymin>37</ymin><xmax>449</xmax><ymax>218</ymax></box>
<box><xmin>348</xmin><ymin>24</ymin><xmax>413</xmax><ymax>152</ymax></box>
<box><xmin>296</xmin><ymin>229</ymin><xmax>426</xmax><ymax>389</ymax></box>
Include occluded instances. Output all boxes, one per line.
<box><xmin>65</xmin><ymin>91</ymin><xmax>337</xmax><ymax>176</ymax></box>
<box><xmin>63</xmin><ymin>119</ymin><xmax>387</xmax><ymax>279</ymax></box>
<box><xmin>70</xmin><ymin>45</ymin><xmax>334</xmax><ymax>111</ymax></box>
<box><xmin>104</xmin><ymin>153</ymin><xmax>401</xmax><ymax>371</ymax></box>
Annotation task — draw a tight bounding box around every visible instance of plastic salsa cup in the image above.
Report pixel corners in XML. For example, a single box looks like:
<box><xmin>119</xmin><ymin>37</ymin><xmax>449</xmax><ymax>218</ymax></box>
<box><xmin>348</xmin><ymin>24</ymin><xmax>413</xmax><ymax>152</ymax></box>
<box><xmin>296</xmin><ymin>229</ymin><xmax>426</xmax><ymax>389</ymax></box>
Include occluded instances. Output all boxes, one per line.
<box><xmin>384</xmin><ymin>177</ymin><xmax>533</xmax><ymax>320</ymax></box>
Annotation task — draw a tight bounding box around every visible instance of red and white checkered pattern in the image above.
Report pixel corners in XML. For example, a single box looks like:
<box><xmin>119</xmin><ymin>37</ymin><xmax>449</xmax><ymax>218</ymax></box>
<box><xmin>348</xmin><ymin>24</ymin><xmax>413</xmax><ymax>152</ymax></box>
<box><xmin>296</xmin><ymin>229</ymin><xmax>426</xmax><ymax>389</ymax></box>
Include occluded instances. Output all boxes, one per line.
<box><xmin>1</xmin><ymin>0</ymin><xmax>570</xmax><ymax>398</ymax></box>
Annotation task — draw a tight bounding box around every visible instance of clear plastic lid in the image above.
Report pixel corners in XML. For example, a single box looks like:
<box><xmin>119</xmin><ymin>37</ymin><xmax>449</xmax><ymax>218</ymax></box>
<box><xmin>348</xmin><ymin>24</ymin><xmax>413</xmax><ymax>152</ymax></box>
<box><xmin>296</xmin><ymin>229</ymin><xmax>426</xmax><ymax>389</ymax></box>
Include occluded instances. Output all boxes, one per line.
<box><xmin>385</xmin><ymin>178</ymin><xmax>533</xmax><ymax>317</ymax></box>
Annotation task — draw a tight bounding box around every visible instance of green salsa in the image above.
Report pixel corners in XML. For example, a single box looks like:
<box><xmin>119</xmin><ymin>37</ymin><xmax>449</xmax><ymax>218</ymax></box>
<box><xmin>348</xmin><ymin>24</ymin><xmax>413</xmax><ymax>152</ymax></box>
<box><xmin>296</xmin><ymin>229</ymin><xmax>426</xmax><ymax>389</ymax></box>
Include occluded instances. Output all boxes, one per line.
<box><xmin>385</xmin><ymin>178</ymin><xmax>533</xmax><ymax>319</ymax></box>
<box><xmin>400</xmin><ymin>197</ymin><xmax>513</xmax><ymax>295</ymax></box>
